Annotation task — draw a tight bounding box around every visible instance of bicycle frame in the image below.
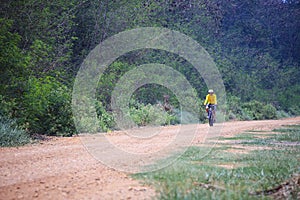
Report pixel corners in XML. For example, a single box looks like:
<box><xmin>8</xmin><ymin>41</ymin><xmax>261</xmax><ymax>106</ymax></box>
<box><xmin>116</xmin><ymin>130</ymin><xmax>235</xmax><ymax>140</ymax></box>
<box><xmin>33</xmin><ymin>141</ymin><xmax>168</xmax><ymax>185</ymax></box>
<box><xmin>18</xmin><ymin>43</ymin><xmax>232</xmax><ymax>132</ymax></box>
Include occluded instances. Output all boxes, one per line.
<box><xmin>207</xmin><ymin>105</ymin><xmax>216</xmax><ymax>126</ymax></box>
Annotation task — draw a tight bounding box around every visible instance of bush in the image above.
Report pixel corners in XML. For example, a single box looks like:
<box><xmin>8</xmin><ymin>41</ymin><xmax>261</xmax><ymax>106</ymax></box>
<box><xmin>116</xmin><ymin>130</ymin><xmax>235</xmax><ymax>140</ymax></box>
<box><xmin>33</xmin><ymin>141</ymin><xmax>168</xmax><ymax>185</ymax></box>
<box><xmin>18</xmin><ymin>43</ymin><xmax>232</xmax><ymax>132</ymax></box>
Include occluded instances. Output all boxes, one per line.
<box><xmin>227</xmin><ymin>96</ymin><xmax>278</xmax><ymax>120</ymax></box>
<box><xmin>242</xmin><ymin>100</ymin><xmax>278</xmax><ymax>120</ymax></box>
<box><xmin>287</xmin><ymin>105</ymin><xmax>300</xmax><ymax>116</ymax></box>
<box><xmin>95</xmin><ymin>101</ymin><xmax>115</xmax><ymax>132</ymax></box>
<box><xmin>20</xmin><ymin>76</ymin><xmax>76</xmax><ymax>136</ymax></box>
<box><xmin>73</xmin><ymin>98</ymin><xmax>115</xmax><ymax>133</ymax></box>
<box><xmin>276</xmin><ymin>110</ymin><xmax>291</xmax><ymax>118</ymax></box>
<box><xmin>263</xmin><ymin>103</ymin><xmax>278</xmax><ymax>119</ymax></box>
<box><xmin>0</xmin><ymin>114</ymin><xmax>30</xmax><ymax>147</ymax></box>
<box><xmin>0</xmin><ymin>95</ymin><xmax>17</xmax><ymax>119</ymax></box>
<box><xmin>226</xmin><ymin>96</ymin><xmax>244</xmax><ymax>120</ymax></box>
<box><xmin>129</xmin><ymin>101</ymin><xmax>178</xmax><ymax>127</ymax></box>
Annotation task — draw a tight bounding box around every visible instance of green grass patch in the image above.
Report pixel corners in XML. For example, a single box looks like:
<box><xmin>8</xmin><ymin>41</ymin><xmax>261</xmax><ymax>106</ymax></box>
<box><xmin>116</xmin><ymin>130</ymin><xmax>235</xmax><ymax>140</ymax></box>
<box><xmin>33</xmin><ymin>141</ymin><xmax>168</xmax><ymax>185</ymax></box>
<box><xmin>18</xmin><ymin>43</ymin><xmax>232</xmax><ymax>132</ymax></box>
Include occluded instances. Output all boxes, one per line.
<box><xmin>244</xmin><ymin>125</ymin><xmax>300</xmax><ymax>145</ymax></box>
<box><xmin>279</xmin><ymin>124</ymin><xmax>300</xmax><ymax>129</ymax></box>
<box><xmin>273</xmin><ymin>132</ymin><xmax>300</xmax><ymax>142</ymax></box>
<box><xmin>217</xmin><ymin>133</ymin><xmax>257</xmax><ymax>141</ymax></box>
<box><xmin>235</xmin><ymin>125</ymin><xmax>300</xmax><ymax>145</ymax></box>
<box><xmin>239</xmin><ymin>139</ymin><xmax>274</xmax><ymax>146</ymax></box>
<box><xmin>271</xmin><ymin>125</ymin><xmax>300</xmax><ymax>142</ymax></box>
<box><xmin>134</xmin><ymin>125</ymin><xmax>300</xmax><ymax>199</ymax></box>
<box><xmin>246</xmin><ymin>130</ymin><xmax>270</xmax><ymax>133</ymax></box>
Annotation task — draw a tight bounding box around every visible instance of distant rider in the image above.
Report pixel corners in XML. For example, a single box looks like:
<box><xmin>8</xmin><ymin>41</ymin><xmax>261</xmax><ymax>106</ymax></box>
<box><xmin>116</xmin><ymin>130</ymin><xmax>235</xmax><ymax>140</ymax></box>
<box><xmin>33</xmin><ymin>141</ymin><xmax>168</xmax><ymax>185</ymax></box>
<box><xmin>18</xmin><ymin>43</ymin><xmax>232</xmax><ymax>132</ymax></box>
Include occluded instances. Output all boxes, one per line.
<box><xmin>204</xmin><ymin>89</ymin><xmax>217</xmax><ymax>120</ymax></box>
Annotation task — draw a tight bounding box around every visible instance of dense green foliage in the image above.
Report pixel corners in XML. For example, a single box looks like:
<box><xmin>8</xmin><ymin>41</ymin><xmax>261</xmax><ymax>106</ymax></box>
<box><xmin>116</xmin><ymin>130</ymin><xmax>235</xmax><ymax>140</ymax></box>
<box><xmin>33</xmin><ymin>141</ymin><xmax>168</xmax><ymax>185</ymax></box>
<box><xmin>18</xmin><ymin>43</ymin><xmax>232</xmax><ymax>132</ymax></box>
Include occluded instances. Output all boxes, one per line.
<box><xmin>226</xmin><ymin>96</ymin><xmax>278</xmax><ymax>120</ymax></box>
<box><xmin>0</xmin><ymin>0</ymin><xmax>299</xmax><ymax>139</ymax></box>
<box><xmin>20</xmin><ymin>76</ymin><xmax>76</xmax><ymax>136</ymax></box>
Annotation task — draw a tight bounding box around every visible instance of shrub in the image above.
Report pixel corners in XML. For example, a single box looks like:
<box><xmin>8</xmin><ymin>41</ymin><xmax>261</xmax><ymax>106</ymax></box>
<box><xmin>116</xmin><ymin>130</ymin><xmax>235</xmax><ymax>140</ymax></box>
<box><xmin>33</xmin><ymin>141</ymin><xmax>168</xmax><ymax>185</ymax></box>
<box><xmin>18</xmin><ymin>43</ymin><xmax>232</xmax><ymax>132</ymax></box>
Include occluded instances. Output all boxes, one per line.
<box><xmin>0</xmin><ymin>95</ymin><xmax>16</xmax><ymax>119</ymax></box>
<box><xmin>20</xmin><ymin>76</ymin><xmax>76</xmax><ymax>136</ymax></box>
<box><xmin>287</xmin><ymin>105</ymin><xmax>300</xmax><ymax>116</ymax></box>
<box><xmin>95</xmin><ymin>100</ymin><xmax>115</xmax><ymax>132</ymax></box>
<box><xmin>129</xmin><ymin>101</ymin><xmax>178</xmax><ymax>127</ymax></box>
<box><xmin>226</xmin><ymin>96</ymin><xmax>244</xmax><ymax>120</ymax></box>
<box><xmin>276</xmin><ymin>110</ymin><xmax>290</xmax><ymax>118</ymax></box>
<box><xmin>242</xmin><ymin>100</ymin><xmax>278</xmax><ymax>120</ymax></box>
<box><xmin>73</xmin><ymin>98</ymin><xmax>115</xmax><ymax>133</ymax></box>
<box><xmin>0</xmin><ymin>114</ymin><xmax>30</xmax><ymax>147</ymax></box>
<box><xmin>263</xmin><ymin>103</ymin><xmax>278</xmax><ymax>119</ymax></box>
<box><xmin>227</xmin><ymin>96</ymin><xmax>278</xmax><ymax>120</ymax></box>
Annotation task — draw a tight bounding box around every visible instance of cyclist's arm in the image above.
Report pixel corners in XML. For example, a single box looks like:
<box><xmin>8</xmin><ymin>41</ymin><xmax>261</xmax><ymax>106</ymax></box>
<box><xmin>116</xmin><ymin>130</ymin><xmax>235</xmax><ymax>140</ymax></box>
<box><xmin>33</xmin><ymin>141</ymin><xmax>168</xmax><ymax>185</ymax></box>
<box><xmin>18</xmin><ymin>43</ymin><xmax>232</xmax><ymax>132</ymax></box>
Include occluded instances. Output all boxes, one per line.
<box><xmin>203</xmin><ymin>95</ymin><xmax>208</xmax><ymax>105</ymax></box>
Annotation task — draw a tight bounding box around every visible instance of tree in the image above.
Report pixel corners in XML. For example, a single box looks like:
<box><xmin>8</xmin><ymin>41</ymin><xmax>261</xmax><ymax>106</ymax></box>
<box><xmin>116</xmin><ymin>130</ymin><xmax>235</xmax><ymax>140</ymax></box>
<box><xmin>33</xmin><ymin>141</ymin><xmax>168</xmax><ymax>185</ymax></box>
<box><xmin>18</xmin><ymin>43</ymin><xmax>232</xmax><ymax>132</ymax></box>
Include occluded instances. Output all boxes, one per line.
<box><xmin>0</xmin><ymin>18</ymin><xmax>28</xmax><ymax>100</ymax></box>
<box><xmin>0</xmin><ymin>0</ymin><xmax>77</xmax><ymax>76</ymax></box>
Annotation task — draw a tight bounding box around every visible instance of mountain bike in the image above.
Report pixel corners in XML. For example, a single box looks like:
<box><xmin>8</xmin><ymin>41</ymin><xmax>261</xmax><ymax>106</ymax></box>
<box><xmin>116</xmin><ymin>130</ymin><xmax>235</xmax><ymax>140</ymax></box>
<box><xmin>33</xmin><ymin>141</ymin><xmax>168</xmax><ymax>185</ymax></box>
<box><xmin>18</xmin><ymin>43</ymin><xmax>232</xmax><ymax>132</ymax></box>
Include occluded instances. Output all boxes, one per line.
<box><xmin>206</xmin><ymin>104</ymin><xmax>216</xmax><ymax>127</ymax></box>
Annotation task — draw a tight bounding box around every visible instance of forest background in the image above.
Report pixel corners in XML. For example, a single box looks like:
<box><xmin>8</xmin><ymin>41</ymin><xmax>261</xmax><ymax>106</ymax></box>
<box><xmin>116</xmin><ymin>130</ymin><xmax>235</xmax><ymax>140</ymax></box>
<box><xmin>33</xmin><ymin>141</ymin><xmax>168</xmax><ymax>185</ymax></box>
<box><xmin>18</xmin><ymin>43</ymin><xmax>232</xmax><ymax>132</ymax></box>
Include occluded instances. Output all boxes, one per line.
<box><xmin>0</xmin><ymin>0</ymin><xmax>299</xmax><ymax>142</ymax></box>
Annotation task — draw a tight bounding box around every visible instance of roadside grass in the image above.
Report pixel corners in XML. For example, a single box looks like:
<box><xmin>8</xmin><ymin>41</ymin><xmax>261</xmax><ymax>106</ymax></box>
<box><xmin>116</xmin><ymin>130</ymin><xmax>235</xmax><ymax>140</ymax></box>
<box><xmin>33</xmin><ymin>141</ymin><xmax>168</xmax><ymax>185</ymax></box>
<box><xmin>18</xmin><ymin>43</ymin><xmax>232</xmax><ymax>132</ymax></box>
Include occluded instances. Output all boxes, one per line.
<box><xmin>239</xmin><ymin>125</ymin><xmax>300</xmax><ymax>146</ymax></box>
<box><xmin>246</xmin><ymin>130</ymin><xmax>270</xmax><ymax>133</ymax></box>
<box><xmin>217</xmin><ymin>133</ymin><xmax>257</xmax><ymax>141</ymax></box>
<box><xmin>272</xmin><ymin>125</ymin><xmax>300</xmax><ymax>142</ymax></box>
<box><xmin>133</xmin><ymin>125</ymin><xmax>300</xmax><ymax>199</ymax></box>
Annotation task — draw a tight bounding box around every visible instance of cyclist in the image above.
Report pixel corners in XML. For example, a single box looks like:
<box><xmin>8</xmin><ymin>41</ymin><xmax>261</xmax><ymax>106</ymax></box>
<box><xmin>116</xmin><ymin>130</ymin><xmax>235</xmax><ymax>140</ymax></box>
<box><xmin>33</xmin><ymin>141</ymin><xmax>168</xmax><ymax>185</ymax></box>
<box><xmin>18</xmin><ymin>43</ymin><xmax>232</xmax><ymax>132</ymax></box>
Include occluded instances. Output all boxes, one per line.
<box><xmin>204</xmin><ymin>89</ymin><xmax>217</xmax><ymax>120</ymax></box>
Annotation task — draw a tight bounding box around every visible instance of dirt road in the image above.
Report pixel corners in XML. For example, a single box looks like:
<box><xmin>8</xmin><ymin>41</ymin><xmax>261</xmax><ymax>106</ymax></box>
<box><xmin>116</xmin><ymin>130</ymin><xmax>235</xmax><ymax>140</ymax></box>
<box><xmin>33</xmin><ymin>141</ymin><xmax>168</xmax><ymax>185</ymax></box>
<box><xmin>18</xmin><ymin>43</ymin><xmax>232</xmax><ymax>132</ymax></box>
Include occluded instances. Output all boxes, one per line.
<box><xmin>1</xmin><ymin>117</ymin><xmax>299</xmax><ymax>200</ymax></box>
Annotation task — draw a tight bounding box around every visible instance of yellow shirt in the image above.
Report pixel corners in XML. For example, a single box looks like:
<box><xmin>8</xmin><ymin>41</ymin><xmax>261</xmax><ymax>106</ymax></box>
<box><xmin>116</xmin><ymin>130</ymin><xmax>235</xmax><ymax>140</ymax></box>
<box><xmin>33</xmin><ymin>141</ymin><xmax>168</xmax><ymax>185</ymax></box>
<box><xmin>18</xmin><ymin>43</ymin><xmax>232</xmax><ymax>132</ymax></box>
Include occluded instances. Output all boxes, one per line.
<box><xmin>204</xmin><ymin>94</ymin><xmax>217</xmax><ymax>105</ymax></box>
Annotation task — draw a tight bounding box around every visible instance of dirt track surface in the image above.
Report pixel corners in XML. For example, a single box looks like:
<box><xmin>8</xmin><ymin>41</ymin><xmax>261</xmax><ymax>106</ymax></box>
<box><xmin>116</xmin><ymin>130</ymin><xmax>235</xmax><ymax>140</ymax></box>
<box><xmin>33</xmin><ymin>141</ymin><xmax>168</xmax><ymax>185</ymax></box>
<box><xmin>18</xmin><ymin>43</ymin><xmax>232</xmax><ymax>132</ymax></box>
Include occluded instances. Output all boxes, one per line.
<box><xmin>1</xmin><ymin>117</ymin><xmax>300</xmax><ymax>200</ymax></box>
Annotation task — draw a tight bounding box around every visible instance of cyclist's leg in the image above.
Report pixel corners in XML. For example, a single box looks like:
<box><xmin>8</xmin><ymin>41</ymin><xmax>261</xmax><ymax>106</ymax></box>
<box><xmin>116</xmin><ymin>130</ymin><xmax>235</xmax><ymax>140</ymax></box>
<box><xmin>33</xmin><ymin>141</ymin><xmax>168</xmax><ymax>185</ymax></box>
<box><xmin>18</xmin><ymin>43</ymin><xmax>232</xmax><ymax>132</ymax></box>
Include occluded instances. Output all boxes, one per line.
<box><xmin>206</xmin><ymin>104</ymin><xmax>210</xmax><ymax>118</ymax></box>
<box><xmin>213</xmin><ymin>105</ymin><xmax>216</xmax><ymax>122</ymax></box>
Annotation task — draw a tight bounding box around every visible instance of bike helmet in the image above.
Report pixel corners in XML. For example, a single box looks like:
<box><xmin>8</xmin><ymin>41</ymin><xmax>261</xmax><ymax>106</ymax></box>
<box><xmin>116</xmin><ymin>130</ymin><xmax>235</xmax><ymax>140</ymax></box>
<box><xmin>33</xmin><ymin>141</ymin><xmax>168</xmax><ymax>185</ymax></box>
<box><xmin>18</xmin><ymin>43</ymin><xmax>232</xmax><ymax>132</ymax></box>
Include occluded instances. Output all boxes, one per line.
<box><xmin>208</xmin><ymin>89</ymin><xmax>214</xmax><ymax>93</ymax></box>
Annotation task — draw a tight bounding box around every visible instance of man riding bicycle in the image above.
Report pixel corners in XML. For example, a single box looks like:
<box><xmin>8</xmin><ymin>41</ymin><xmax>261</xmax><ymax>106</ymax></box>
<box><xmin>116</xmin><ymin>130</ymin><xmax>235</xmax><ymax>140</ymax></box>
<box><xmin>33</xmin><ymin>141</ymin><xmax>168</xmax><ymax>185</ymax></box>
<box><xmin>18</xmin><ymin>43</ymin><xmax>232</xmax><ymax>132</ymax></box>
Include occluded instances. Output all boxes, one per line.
<box><xmin>204</xmin><ymin>89</ymin><xmax>217</xmax><ymax>121</ymax></box>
